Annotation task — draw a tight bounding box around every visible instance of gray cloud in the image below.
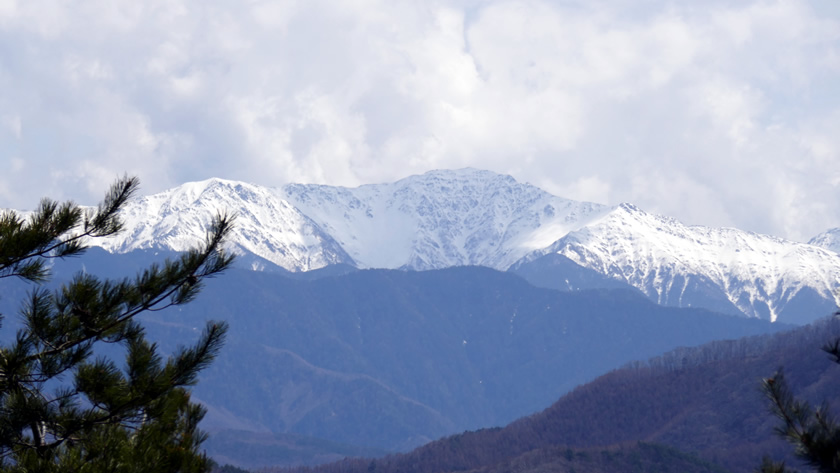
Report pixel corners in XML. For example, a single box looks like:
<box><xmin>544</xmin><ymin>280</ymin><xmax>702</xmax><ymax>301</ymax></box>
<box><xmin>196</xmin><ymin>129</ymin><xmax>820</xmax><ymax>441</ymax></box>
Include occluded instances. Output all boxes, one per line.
<box><xmin>0</xmin><ymin>0</ymin><xmax>838</xmax><ymax>241</ymax></box>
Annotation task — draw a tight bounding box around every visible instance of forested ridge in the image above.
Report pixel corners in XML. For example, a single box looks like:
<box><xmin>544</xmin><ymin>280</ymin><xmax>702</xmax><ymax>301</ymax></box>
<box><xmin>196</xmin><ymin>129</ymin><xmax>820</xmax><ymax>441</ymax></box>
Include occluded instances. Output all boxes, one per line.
<box><xmin>267</xmin><ymin>318</ymin><xmax>840</xmax><ymax>473</ymax></box>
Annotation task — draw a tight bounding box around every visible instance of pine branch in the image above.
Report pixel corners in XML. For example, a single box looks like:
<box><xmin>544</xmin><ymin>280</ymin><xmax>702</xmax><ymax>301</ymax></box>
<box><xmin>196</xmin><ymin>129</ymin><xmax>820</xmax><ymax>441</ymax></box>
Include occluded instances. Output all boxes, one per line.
<box><xmin>762</xmin><ymin>368</ymin><xmax>840</xmax><ymax>473</ymax></box>
<box><xmin>20</xmin><ymin>213</ymin><xmax>234</xmax><ymax>365</ymax></box>
<box><xmin>0</xmin><ymin>178</ymin><xmax>234</xmax><ymax>469</ymax></box>
<box><xmin>0</xmin><ymin>176</ymin><xmax>139</xmax><ymax>282</ymax></box>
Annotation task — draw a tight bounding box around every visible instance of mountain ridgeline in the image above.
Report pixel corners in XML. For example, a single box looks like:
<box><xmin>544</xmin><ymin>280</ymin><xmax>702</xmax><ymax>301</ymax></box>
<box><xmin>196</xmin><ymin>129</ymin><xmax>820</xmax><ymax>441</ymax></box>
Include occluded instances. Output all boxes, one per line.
<box><xmin>181</xmin><ymin>266</ymin><xmax>785</xmax><ymax>447</ymax></box>
<box><xmin>80</xmin><ymin>168</ymin><xmax>840</xmax><ymax>324</ymax></box>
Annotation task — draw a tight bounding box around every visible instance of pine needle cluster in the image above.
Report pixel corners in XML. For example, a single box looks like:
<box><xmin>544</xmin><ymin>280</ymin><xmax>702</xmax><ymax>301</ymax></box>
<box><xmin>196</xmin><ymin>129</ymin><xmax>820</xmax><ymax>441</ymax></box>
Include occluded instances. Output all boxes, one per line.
<box><xmin>0</xmin><ymin>177</ymin><xmax>234</xmax><ymax>472</ymax></box>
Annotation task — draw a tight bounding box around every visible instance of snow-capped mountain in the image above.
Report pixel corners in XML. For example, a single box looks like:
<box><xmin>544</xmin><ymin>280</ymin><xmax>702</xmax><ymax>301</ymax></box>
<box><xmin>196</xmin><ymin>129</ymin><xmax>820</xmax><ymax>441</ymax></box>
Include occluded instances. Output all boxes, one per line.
<box><xmin>94</xmin><ymin>169</ymin><xmax>609</xmax><ymax>272</ymax></box>
<box><xmin>95</xmin><ymin>179</ymin><xmax>354</xmax><ymax>271</ymax></box>
<box><xmin>77</xmin><ymin>169</ymin><xmax>840</xmax><ymax>323</ymax></box>
<box><xmin>281</xmin><ymin>169</ymin><xmax>610</xmax><ymax>270</ymax></box>
<box><xmin>517</xmin><ymin>203</ymin><xmax>840</xmax><ymax>322</ymax></box>
<box><xmin>809</xmin><ymin>228</ymin><xmax>840</xmax><ymax>254</ymax></box>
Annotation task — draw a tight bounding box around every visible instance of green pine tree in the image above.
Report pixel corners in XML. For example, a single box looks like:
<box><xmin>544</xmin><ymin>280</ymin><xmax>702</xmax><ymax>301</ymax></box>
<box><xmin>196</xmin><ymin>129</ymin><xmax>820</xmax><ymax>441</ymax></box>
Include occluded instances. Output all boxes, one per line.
<box><xmin>0</xmin><ymin>176</ymin><xmax>234</xmax><ymax>472</ymax></box>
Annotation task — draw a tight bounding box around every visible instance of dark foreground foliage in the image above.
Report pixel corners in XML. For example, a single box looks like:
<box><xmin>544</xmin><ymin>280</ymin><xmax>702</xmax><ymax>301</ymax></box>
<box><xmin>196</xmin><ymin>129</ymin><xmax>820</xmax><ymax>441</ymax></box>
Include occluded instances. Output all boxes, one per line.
<box><xmin>0</xmin><ymin>177</ymin><xmax>233</xmax><ymax>472</ymax></box>
<box><xmin>209</xmin><ymin>463</ymin><xmax>250</xmax><ymax>473</ymax></box>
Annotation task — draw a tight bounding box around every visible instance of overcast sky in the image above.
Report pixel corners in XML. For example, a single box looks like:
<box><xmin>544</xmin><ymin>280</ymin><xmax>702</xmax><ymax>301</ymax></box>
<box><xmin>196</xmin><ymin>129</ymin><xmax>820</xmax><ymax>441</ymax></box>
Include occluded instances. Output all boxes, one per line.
<box><xmin>1</xmin><ymin>0</ymin><xmax>838</xmax><ymax>241</ymax></box>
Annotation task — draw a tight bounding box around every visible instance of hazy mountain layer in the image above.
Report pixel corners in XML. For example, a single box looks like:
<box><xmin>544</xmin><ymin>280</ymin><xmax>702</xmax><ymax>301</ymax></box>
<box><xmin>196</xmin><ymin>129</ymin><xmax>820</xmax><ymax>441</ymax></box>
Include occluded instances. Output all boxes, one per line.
<box><xmin>285</xmin><ymin>317</ymin><xmax>840</xmax><ymax>473</ymax></box>
<box><xmin>127</xmin><ymin>261</ymin><xmax>785</xmax><ymax>457</ymax></box>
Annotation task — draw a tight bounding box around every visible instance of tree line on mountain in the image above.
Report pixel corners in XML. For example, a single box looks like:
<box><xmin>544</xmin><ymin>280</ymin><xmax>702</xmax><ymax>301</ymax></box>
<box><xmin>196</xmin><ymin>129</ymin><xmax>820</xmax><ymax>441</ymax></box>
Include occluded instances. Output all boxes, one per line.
<box><xmin>266</xmin><ymin>442</ymin><xmax>730</xmax><ymax>473</ymax></box>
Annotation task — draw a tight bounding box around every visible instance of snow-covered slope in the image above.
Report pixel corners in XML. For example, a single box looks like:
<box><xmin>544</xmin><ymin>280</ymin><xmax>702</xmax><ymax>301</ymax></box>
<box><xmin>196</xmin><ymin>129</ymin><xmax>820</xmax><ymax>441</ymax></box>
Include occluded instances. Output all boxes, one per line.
<box><xmin>95</xmin><ymin>178</ymin><xmax>354</xmax><ymax>272</ymax></box>
<box><xmin>519</xmin><ymin>204</ymin><xmax>840</xmax><ymax>322</ymax></box>
<box><xmin>809</xmin><ymin>228</ymin><xmax>840</xmax><ymax>254</ymax></box>
<box><xmin>280</xmin><ymin>169</ymin><xmax>610</xmax><ymax>270</ymax></box>
<box><xmin>77</xmin><ymin>169</ymin><xmax>840</xmax><ymax>323</ymax></box>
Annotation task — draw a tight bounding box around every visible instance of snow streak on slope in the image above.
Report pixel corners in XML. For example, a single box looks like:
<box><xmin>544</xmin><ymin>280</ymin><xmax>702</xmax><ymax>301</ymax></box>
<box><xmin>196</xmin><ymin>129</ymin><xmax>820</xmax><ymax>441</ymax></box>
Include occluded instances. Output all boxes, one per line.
<box><xmin>95</xmin><ymin>178</ymin><xmax>354</xmax><ymax>272</ymax></box>
<box><xmin>530</xmin><ymin>204</ymin><xmax>840</xmax><ymax>321</ymax></box>
<box><xmin>281</xmin><ymin>169</ymin><xmax>610</xmax><ymax>270</ymax></box>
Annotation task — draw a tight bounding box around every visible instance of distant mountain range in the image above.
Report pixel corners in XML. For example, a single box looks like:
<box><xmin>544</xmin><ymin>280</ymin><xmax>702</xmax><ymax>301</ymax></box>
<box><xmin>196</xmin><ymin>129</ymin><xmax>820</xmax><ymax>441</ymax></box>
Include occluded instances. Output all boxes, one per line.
<box><xmin>79</xmin><ymin>168</ymin><xmax>840</xmax><ymax>324</ymax></box>
<box><xmin>0</xmin><ymin>250</ymin><xmax>789</xmax><ymax>468</ymax></box>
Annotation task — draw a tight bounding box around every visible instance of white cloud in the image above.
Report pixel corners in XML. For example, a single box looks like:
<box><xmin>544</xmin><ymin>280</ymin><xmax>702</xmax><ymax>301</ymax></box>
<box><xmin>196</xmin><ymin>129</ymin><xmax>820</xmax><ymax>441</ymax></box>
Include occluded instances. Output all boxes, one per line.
<box><xmin>0</xmin><ymin>0</ymin><xmax>838</xmax><ymax>241</ymax></box>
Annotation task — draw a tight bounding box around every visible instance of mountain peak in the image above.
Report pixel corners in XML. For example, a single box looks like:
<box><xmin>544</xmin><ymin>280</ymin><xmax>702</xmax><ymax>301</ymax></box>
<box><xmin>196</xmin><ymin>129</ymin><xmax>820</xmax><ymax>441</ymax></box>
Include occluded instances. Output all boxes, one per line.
<box><xmin>809</xmin><ymin>228</ymin><xmax>840</xmax><ymax>254</ymax></box>
<box><xmin>401</xmin><ymin>167</ymin><xmax>518</xmax><ymax>185</ymax></box>
<box><xmin>279</xmin><ymin>169</ymin><xmax>606</xmax><ymax>270</ymax></box>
